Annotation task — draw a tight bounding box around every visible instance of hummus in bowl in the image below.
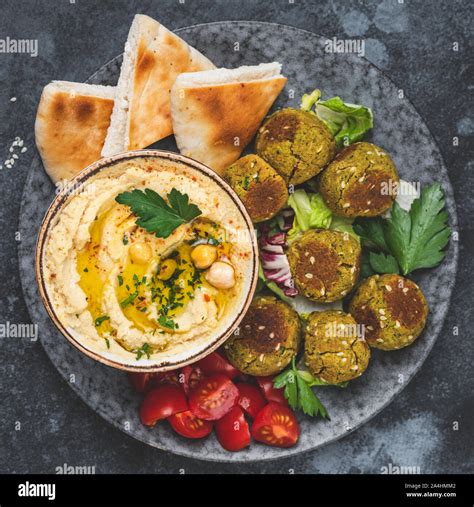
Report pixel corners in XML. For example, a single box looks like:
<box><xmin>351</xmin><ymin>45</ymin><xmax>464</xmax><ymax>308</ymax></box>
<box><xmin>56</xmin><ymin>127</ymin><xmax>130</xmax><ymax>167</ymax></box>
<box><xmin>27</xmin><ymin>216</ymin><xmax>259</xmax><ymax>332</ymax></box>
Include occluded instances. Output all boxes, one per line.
<box><xmin>36</xmin><ymin>151</ymin><xmax>258</xmax><ymax>371</ymax></box>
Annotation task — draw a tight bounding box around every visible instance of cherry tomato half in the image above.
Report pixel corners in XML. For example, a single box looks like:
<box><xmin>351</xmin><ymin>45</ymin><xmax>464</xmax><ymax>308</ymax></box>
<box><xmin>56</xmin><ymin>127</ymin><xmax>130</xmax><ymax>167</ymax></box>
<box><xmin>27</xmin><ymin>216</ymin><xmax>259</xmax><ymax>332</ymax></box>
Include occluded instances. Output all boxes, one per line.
<box><xmin>196</xmin><ymin>352</ymin><xmax>240</xmax><ymax>379</ymax></box>
<box><xmin>189</xmin><ymin>374</ymin><xmax>239</xmax><ymax>421</ymax></box>
<box><xmin>236</xmin><ymin>383</ymin><xmax>266</xmax><ymax>419</ymax></box>
<box><xmin>251</xmin><ymin>402</ymin><xmax>300</xmax><ymax>448</ymax></box>
<box><xmin>140</xmin><ymin>385</ymin><xmax>188</xmax><ymax>427</ymax></box>
<box><xmin>256</xmin><ymin>377</ymin><xmax>289</xmax><ymax>406</ymax></box>
<box><xmin>128</xmin><ymin>372</ymin><xmax>155</xmax><ymax>393</ymax></box>
<box><xmin>180</xmin><ymin>365</ymin><xmax>204</xmax><ymax>394</ymax></box>
<box><xmin>168</xmin><ymin>410</ymin><xmax>213</xmax><ymax>439</ymax></box>
<box><xmin>215</xmin><ymin>406</ymin><xmax>251</xmax><ymax>452</ymax></box>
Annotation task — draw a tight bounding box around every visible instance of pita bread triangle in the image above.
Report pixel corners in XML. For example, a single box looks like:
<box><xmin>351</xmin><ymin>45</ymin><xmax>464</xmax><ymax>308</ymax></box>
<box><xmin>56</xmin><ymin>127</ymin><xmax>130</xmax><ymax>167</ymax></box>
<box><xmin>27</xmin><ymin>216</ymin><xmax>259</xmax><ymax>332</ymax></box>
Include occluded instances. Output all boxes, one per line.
<box><xmin>102</xmin><ymin>14</ymin><xmax>215</xmax><ymax>156</ymax></box>
<box><xmin>35</xmin><ymin>81</ymin><xmax>115</xmax><ymax>183</ymax></box>
<box><xmin>170</xmin><ymin>62</ymin><xmax>287</xmax><ymax>175</ymax></box>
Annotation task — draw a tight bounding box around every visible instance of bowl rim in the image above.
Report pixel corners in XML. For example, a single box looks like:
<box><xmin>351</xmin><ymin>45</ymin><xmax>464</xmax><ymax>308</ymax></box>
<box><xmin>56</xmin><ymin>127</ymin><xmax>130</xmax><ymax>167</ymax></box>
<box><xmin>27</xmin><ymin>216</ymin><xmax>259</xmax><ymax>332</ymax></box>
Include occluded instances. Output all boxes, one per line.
<box><xmin>35</xmin><ymin>149</ymin><xmax>259</xmax><ymax>372</ymax></box>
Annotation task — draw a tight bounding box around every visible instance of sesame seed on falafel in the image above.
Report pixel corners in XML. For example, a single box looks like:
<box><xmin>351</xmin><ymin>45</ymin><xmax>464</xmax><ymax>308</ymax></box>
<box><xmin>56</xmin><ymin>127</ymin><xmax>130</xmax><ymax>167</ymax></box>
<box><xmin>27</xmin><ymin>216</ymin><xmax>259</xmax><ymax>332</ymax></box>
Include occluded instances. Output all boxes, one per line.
<box><xmin>224</xmin><ymin>154</ymin><xmax>288</xmax><ymax>223</ymax></box>
<box><xmin>224</xmin><ymin>295</ymin><xmax>301</xmax><ymax>376</ymax></box>
<box><xmin>348</xmin><ymin>274</ymin><xmax>428</xmax><ymax>351</ymax></box>
<box><xmin>287</xmin><ymin>229</ymin><xmax>361</xmax><ymax>302</ymax></box>
<box><xmin>319</xmin><ymin>142</ymin><xmax>399</xmax><ymax>218</ymax></box>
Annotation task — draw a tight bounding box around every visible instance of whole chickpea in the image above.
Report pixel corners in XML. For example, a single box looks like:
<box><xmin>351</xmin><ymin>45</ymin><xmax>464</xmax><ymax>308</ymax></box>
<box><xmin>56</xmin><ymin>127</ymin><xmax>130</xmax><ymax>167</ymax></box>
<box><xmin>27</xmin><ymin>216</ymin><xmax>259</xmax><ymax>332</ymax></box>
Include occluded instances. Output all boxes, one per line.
<box><xmin>191</xmin><ymin>244</ymin><xmax>217</xmax><ymax>270</ymax></box>
<box><xmin>205</xmin><ymin>261</ymin><xmax>236</xmax><ymax>289</ymax></box>
<box><xmin>129</xmin><ymin>242</ymin><xmax>152</xmax><ymax>264</ymax></box>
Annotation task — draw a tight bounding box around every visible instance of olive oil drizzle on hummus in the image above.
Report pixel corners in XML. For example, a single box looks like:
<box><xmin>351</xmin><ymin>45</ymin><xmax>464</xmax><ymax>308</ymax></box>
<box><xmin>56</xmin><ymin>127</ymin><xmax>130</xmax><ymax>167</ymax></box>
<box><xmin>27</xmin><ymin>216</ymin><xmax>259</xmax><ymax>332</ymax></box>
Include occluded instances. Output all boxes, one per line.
<box><xmin>76</xmin><ymin>204</ymin><xmax>232</xmax><ymax>350</ymax></box>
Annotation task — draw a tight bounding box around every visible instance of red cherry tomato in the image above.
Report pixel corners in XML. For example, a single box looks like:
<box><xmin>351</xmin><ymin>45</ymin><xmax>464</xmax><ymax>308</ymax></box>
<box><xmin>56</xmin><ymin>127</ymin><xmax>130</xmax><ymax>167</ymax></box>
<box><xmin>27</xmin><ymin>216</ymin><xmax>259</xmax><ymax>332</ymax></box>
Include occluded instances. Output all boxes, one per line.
<box><xmin>168</xmin><ymin>410</ymin><xmax>213</xmax><ymax>439</ymax></box>
<box><xmin>215</xmin><ymin>406</ymin><xmax>251</xmax><ymax>452</ymax></box>
<box><xmin>128</xmin><ymin>372</ymin><xmax>156</xmax><ymax>393</ymax></box>
<box><xmin>140</xmin><ymin>385</ymin><xmax>188</xmax><ymax>426</ymax></box>
<box><xmin>256</xmin><ymin>377</ymin><xmax>289</xmax><ymax>406</ymax></box>
<box><xmin>236</xmin><ymin>383</ymin><xmax>266</xmax><ymax>419</ymax></box>
<box><xmin>189</xmin><ymin>374</ymin><xmax>239</xmax><ymax>421</ymax></box>
<box><xmin>251</xmin><ymin>402</ymin><xmax>300</xmax><ymax>448</ymax></box>
<box><xmin>196</xmin><ymin>352</ymin><xmax>240</xmax><ymax>379</ymax></box>
<box><xmin>180</xmin><ymin>365</ymin><xmax>204</xmax><ymax>394</ymax></box>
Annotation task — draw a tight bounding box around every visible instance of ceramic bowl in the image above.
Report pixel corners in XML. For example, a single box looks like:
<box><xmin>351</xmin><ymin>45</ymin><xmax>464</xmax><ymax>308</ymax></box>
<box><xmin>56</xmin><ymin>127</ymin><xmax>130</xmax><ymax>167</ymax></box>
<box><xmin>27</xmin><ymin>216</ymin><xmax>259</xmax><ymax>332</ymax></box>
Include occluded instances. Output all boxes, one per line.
<box><xmin>35</xmin><ymin>150</ymin><xmax>259</xmax><ymax>372</ymax></box>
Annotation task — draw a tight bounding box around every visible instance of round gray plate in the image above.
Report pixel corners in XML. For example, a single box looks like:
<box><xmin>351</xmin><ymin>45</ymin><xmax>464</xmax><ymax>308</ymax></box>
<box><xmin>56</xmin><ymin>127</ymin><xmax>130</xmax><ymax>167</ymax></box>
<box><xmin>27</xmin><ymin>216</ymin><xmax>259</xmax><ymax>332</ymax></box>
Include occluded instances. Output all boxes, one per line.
<box><xmin>19</xmin><ymin>21</ymin><xmax>458</xmax><ymax>462</ymax></box>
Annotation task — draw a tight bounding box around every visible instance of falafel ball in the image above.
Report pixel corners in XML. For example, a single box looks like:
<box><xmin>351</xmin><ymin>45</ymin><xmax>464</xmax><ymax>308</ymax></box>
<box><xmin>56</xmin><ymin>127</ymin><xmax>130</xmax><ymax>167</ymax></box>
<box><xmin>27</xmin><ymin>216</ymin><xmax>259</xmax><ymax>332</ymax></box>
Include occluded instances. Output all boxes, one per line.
<box><xmin>255</xmin><ymin>108</ymin><xmax>336</xmax><ymax>185</ymax></box>
<box><xmin>304</xmin><ymin>310</ymin><xmax>370</xmax><ymax>383</ymax></box>
<box><xmin>287</xmin><ymin>229</ymin><xmax>361</xmax><ymax>302</ymax></box>
<box><xmin>319</xmin><ymin>142</ymin><xmax>399</xmax><ymax>217</ymax></box>
<box><xmin>224</xmin><ymin>154</ymin><xmax>288</xmax><ymax>223</ymax></box>
<box><xmin>224</xmin><ymin>295</ymin><xmax>301</xmax><ymax>376</ymax></box>
<box><xmin>349</xmin><ymin>274</ymin><xmax>428</xmax><ymax>351</ymax></box>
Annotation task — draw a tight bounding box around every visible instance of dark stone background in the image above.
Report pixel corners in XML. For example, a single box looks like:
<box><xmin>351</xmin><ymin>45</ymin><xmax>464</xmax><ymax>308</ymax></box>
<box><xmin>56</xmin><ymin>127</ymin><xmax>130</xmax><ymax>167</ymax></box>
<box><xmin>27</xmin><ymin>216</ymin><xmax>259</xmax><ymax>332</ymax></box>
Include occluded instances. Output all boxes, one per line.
<box><xmin>0</xmin><ymin>0</ymin><xmax>472</xmax><ymax>474</ymax></box>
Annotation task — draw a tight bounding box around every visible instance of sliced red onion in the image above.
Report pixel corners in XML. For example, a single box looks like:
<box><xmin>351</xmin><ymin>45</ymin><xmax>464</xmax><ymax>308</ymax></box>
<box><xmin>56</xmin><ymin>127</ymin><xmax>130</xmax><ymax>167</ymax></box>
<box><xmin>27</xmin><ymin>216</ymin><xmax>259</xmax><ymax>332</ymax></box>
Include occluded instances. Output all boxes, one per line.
<box><xmin>284</xmin><ymin>286</ymin><xmax>299</xmax><ymax>297</ymax></box>
<box><xmin>258</xmin><ymin>221</ymin><xmax>298</xmax><ymax>297</ymax></box>
<box><xmin>267</xmin><ymin>231</ymin><xmax>286</xmax><ymax>245</ymax></box>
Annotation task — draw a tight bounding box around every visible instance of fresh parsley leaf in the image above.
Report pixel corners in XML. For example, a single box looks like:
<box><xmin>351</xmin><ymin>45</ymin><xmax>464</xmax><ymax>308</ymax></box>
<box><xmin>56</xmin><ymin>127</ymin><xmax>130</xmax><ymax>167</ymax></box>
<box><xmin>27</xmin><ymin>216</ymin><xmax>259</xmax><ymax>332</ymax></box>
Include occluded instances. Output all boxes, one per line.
<box><xmin>167</xmin><ymin>188</ymin><xmax>202</xmax><ymax>222</ymax></box>
<box><xmin>273</xmin><ymin>368</ymin><xmax>293</xmax><ymax>388</ymax></box>
<box><xmin>273</xmin><ymin>359</ymin><xmax>330</xmax><ymax>419</ymax></box>
<box><xmin>369</xmin><ymin>251</ymin><xmax>400</xmax><ymax>274</ymax></box>
<box><xmin>285</xmin><ymin>371</ymin><xmax>298</xmax><ymax>409</ymax></box>
<box><xmin>360</xmin><ymin>250</ymin><xmax>375</xmax><ymax>279</ymax></box>
<box><xmin>354</xmin><ymin>218</ymin><xmax>389</xmax><ymax>252</ymax></box>
<box><xmin>385</xmin><ymin>183</ymin><xmax>451</xmax><ymax>274</ymax></box>
<box><xmin>354</xmin><ymin>184</ymin><xmax>451</xmax><ymax>276</ymax></box>
<box><xmin>296</xmin><ymin>374</ymin><xmax>329</xmax><ymax>418</ymax></box>
<box><xmin>116</xmin><ymin>188</ymin><xmax>202</xmax><ymax>239</ymax></box>
<box><xmin>94</xmin><ymin>315</ymin><xmax>110</xmax><ymax>327</ymax></box>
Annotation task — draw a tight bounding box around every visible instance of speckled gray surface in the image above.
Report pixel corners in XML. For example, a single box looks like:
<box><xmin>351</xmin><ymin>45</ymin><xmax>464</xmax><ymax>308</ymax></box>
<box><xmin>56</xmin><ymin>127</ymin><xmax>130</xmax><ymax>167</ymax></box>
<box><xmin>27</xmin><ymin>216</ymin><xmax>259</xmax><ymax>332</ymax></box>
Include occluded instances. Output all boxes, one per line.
<box><xmin>1</xmin><ymin>0</ymin><xmax>473</xmax><ymax>473</ymax></box>
<box><xmin>16</xmin><ymin>22</ymin><xmax>459</xmax><ymax>462</ymax></box>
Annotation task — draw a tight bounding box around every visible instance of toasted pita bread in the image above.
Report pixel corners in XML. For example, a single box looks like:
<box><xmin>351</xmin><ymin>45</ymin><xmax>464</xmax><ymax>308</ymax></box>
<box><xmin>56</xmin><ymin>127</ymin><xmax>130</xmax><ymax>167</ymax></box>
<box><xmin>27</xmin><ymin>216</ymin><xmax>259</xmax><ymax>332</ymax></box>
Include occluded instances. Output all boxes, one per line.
<box><xmin>170</xmin><ymin>63</ymin><xmax>287</xmax><ymax>175</ymax></box>
<box><xmin>102</xmin><ymin>14</ymin><xmax>214</xmax><ymax>157</ymax></box>
<box><xmin>35</xmin><ymin>81</ymin><xmax>115</xmax><ymax>183</ymax></box>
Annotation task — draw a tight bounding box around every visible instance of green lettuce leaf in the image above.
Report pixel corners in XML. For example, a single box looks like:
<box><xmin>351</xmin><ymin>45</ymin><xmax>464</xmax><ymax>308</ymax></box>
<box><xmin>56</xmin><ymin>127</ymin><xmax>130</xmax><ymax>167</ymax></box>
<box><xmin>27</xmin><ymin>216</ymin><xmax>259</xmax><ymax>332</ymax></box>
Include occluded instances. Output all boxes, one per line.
<box><xmin>287</xmin><ymin>189</ymin><xmax>332</xmax><ymax>241</ymax></box>
<box><xmin>301</xmin><ymin>89</ymin><xmax>373</xmax><ymax>147</ymax></box>
<box><xmin>330</xmin><ymin>215</ymin><xmax>360</xmax><ymax>241</ymax></box>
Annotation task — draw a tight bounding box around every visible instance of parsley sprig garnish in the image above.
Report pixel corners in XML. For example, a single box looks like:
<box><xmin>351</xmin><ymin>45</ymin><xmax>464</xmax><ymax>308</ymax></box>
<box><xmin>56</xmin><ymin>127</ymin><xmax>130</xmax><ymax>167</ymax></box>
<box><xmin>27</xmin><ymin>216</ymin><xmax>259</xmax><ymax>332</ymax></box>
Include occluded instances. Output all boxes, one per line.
<box><xmin>116</xmin><ymin>188</ymin><xmax>202</xmax><ymax>239</ymax></box>
<box><xmin>273</xmin><ymin>358</ymin><xmax>332</xmax><ymax>419</ymax></box>
<box><xmin>354</xmin><ymin>183</ymin><xmax>451</xmax><ymax>276</ymax></box>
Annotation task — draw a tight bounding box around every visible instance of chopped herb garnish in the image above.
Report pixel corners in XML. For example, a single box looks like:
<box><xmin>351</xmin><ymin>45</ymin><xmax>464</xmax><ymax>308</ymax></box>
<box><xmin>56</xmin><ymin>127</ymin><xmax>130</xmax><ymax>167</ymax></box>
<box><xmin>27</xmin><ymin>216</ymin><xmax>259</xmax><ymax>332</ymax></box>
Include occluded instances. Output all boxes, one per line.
<box><xmin>117</xmin><ymin>275</ymin><xmax>123</xmax><ymax>286</ymax></box>
<box><xmin>83</xmin><ymin>267</ymin><xmax>89</xmax><ymax>273</ymax></box>
<box><xmin>94</xmin><ymin>315</ymin><xmax>110</xmax><ymax>327</ymax></box>
<box><xmin>120</xmin><ymin>291</ymin><xmax>138</xmax><ymax>308</ymax></box>
<box><xmin>208</xmin><ymin>237</ymin><xmax>221</xmax><ymax>246</ymax></box>
<box><xmin>158</xmin><ymin>314</ymin><xmax>176</xmax><ymax>330</ymax></box>
<box><xmin>135</xmin><ymin>342</ymin><xmax>151</xmax><ymax>360</ymax></box>
<box><xmin>122</xmin><ymin>234</ymin><xmax>129</xmax><ymax>245</ymax></box>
